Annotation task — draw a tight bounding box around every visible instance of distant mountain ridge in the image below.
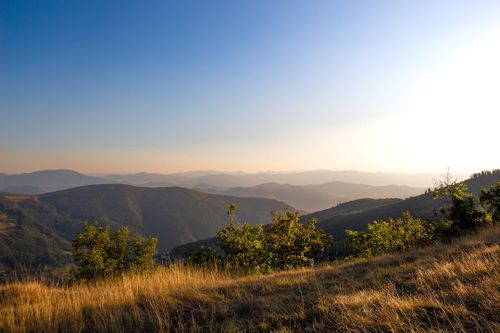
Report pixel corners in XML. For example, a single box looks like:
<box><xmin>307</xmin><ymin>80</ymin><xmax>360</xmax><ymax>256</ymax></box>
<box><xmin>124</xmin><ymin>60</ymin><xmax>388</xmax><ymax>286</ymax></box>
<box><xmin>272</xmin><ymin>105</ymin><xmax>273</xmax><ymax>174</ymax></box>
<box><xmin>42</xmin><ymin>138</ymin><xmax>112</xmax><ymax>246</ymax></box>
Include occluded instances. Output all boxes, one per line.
<box><xmin>1</xmin><ymin>169</ymin><xmax>429</xmax><ymax>212</ymax></box>
<box><xmin>195</xmin><ymin>182</ymin><xmax>422</xmax><ymax>212</ymax></box>
<box><xmin>1</xmin><ymin>169</ymin><xmax>450</xmax><ymax>195</ymax></box>
<box><xmin>0</xmin><ymin>184</ymin><xmax>290</xmax><ymax>272</ymax></box>
<box><xmin>171</xmin><ymin>171</ymin><xmax>500</xmax><ymax>256</ymax></box>
<box><xmin>0</xmin><ymin>170</ymin><xmax>107</xmax><ymax>194</ymax></box>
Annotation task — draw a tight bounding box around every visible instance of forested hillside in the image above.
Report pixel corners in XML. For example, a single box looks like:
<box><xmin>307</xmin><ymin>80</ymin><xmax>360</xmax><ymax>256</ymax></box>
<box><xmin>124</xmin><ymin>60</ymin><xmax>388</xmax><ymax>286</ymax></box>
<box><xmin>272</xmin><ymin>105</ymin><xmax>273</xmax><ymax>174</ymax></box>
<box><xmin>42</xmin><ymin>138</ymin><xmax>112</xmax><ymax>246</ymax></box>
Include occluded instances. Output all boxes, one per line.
<box><xmin>0</xmin><ymin>185</ymin><xmax>290</xmax><ymax>272</ymax></box>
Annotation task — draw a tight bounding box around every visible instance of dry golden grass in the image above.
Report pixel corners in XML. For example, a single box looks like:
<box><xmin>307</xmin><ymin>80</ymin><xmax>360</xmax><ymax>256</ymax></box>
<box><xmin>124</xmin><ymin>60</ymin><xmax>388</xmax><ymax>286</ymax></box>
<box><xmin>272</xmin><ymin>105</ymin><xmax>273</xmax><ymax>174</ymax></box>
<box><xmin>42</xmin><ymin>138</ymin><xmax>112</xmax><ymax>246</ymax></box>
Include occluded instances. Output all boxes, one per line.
<box><xmin>1</xmin><ymin>226</ymin><xmax>499</xmax><ymax>333</ymax></box>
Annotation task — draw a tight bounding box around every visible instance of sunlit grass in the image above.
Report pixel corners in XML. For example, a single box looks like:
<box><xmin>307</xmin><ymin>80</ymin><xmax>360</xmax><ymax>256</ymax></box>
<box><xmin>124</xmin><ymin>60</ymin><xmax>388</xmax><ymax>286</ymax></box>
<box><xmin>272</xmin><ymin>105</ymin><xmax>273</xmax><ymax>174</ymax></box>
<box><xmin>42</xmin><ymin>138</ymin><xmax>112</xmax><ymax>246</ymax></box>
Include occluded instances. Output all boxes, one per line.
<box><xmin>1</xmin><ymin>226</ymin><xmax>499</xmax><ymax>332</ymax></box>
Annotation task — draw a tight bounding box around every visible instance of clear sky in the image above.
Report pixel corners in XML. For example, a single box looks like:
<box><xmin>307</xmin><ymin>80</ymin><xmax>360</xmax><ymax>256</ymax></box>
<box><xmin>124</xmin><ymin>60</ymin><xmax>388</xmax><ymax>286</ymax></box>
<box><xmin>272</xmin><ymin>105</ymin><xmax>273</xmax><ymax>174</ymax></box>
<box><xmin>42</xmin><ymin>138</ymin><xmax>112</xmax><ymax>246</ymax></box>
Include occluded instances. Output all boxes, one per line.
<box><xmin>1</xmin><ymin>0</ymin><xmax>499</xmax><ymax>174</ymax></box>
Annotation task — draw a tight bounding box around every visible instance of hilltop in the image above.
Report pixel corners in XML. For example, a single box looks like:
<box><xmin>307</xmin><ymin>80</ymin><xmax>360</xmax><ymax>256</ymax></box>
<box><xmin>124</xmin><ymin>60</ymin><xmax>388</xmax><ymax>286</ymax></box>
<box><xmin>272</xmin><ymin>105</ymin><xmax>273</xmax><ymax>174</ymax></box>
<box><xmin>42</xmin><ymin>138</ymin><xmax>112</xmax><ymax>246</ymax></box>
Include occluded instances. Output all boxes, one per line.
<box><xmin>1</xmin><ymin>224</ymin><xmax>498</xmax><ymax>332</ymax></box>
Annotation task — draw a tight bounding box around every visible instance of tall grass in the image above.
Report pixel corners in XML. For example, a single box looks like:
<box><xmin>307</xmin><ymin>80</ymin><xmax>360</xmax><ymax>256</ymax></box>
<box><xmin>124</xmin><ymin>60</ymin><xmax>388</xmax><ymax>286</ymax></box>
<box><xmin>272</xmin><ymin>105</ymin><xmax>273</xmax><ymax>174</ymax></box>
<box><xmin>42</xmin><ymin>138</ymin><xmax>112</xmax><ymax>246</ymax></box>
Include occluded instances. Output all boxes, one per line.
<box><xmin>1</xmin><ymin>226</ymin><xmax>499</xmax><ymax>332</ymax></box>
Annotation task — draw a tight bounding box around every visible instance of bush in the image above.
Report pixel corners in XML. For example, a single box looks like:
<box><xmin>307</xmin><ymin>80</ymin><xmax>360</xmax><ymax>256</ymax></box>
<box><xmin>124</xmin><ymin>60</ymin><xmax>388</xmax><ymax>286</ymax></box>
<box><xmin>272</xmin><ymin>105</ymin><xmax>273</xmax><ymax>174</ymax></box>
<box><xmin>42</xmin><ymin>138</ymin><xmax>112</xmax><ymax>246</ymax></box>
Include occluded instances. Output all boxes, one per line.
<box><xmin>214</xmin><ymin>204</ymin><xmax>332</xmax><ymax>274</ymax></box>
<box><xmin>218</xmin><ymin>204</ymin><xmax>271</xmax><ymax>274</ymax></box>
<box><xmin>346</xmin><ymin>212</ymin><xmax>436</xmax><ymax>258</ymax></box>
<box><xmin>433</xmin><ymin>178</ymin><xmax>484</xmax><ymax>232</ymax></box>
<box><xmin>268</xmin><ymin>210</ymin><xmax>332</xmax><ymax>269</ymax></box>
<box><xmin>186</xmin><ymin>246</ymin><xmax>222</xmax><ymax>267</ymax></box>
<box><xmin>72</xmin><ymin>221</ymin><xmax>157</xmax><ymax>282</ymax></box>
<box><xmin>480</xmin><ymin>182</ymin><xmax>500</xmax><ymax>223</ymax></box>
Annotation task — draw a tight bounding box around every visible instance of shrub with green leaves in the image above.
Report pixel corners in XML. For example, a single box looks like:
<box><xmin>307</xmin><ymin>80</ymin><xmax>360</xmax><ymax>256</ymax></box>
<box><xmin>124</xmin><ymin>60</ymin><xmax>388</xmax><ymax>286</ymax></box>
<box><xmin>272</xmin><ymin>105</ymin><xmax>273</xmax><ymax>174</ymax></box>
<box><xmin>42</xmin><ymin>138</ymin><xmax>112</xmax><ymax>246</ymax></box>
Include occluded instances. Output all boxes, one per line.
<box><xmin>480</xmin><ymin>182</ymin><xmax>500</xmax><ymax>223</ymax></box>
<box><xmin>268</xmin><ymin>210</ymin><xmax>332</xmax><ymax>270</ymax></box>
<box><xmin>186</xmin><ymin>246</ymin><xmax>222</xmax><ymax>267</ymax></box>
<box><xmin>433</xmin><ymin>179</ymin><xmax>484</xmax><ymax>232</ymax></box>
<box><xmin>346</xmin><ymin>212</ymin><xmax>436</xmax><ymax>258</ymax></box>
<box><xmin>217</xmin><ymin>204</ymin><xmax>270</xmax><ymax>274</ymax></box>
<box><xmin>214</xmin><ymin>204</ymin><xmax>332</xmax><ymax>274</ymax></box>
<box><xmin>72</xmin><ymin>221</ymin><xmax>157</xmax><ymax>282</ymax></box>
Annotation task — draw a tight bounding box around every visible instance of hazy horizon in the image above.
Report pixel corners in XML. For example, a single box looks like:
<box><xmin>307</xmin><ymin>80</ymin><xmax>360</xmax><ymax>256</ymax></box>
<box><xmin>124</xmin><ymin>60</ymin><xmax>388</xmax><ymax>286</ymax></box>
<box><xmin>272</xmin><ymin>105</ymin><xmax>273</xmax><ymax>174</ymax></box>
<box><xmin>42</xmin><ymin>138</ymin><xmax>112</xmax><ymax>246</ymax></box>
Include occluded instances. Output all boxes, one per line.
<box><xmin>2</xmin><ymin>1</ymin><xmax>499</xmax><ymax>174</ymax></box>
<box><xmin>0</xmin><ymin>167</ymin><xmax>474</xmax><ymax>179</ymax></box>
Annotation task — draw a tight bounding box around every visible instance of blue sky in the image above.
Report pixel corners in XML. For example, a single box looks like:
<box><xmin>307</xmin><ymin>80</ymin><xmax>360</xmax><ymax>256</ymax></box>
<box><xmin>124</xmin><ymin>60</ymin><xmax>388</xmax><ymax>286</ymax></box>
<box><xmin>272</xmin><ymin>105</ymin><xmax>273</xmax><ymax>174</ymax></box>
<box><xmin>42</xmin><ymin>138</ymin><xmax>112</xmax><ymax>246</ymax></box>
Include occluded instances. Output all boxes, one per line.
<box><xmin>1</xmin><ymin>0</ymin><xmax>499</xmax><ymax>174</ymax></box>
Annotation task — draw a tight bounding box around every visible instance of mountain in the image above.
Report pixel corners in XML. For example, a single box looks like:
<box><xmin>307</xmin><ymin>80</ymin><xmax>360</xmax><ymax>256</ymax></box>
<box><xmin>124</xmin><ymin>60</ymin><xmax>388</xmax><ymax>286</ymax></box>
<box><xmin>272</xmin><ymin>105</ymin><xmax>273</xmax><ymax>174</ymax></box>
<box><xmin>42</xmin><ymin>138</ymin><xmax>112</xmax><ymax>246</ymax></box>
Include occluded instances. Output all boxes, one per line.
<box><xmin>0</xmin><ymin>184</ymin><xmax>291</xmax><ymax>272</ymax></box>
<box><xmin>103</xmin><ymin>170</ymin><xmax>219</xmax><ymax>186</ymax></box>
<box><xmin>180</xmin><ymin>170</ymin><xmax>449</xmax><ymax>188</ymax></box>
<box><xmin>0</xmin><ymin>170</ymin><xmax>107</xmax><ymax>194</ymax></box>
<box><xmin>194</xmin><ymin>182</ymin><xmax>423</xmax><ymax>212</ymax></box>
<box><xmin>172</xmin><ymin>171</ymin><xmax>500</xmax><ymax>256</ymax></box>
<box><xmin>106</xmin><ymin>170</ymin><xmax>450</xmax><ymax>188</ymax></box>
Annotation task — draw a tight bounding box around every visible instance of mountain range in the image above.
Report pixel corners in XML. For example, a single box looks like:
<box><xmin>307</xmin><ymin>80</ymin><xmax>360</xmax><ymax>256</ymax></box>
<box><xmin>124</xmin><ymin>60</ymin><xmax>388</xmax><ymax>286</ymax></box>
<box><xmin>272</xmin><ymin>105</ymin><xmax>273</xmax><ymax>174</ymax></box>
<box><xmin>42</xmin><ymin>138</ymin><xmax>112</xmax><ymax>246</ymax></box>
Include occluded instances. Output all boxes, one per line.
<box><xmin>1</xmin><ymin>169</ymin><xmax>429</xmax><ymax>212</ymax></box>
<box><xmin>0</xmin><ymin>184</ymin><xmax>290</xmax><ymax>272</ymax></box>
<box><xmin>1</xmin><ymin>169</ymin><xmax>445</xmax><ymax>194</ymax></box>
<box><xmin>171</xmin><ymin>171</ymin><xmax>500</xmax><ymax>256</ymax></box>
<box><xmin>195</xmin><ymin>182</ymin><xmax>422</xmax><ymax>212</ymax></box>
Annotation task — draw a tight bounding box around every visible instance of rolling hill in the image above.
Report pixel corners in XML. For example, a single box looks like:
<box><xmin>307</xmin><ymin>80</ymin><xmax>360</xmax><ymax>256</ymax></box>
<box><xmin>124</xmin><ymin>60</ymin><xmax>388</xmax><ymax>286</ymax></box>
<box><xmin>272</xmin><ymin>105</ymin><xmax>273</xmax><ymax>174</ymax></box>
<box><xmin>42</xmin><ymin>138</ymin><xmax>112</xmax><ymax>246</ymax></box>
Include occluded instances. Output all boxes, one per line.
<box><xmin>0</xmin><ymin>185</ymin><xmax>291</xmax><ymax>272</ymax></box>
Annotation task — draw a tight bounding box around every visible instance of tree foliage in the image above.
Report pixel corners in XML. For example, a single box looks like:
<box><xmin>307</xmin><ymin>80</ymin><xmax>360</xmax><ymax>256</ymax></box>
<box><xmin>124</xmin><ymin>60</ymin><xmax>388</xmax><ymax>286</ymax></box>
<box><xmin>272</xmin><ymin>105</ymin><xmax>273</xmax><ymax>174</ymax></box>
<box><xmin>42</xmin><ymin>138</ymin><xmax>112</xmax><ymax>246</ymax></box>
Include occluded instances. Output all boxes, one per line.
<box><xmin>186</xmin><ymin>246</ymin><xmax>222</xmax><ymax>267</ymax></box>
<box><xmin>217</xmin><ymin>204</ymin><xmax>270</xmax><ymax>274</ymax></box>
<box><xmin>346</xmin><ymin>212</ymin><xmax>435</xmax><ymax>258</ymax></box>
<box><xmin>268</xmin><ymin>210</ymin><xmax>332</xmax><ymax>269</ymax></box>
<box><xmin>433</xmin><ymin>174</ymin><xmax>486</xmax><ymax>233</ymax></box>
<box><xmin>213</xmin><ymin>204</ymin><xmax>332</xmax><ymax>274</ymax></box>
<box><xmin>480</xmin><ymin>182</ymin><xmax>500</xmax><ymax>223</ymax></box>
<box><xmin>72</xmin><ymin>221</ymin><xmax>157</xmax><ymax>282</ymax></box>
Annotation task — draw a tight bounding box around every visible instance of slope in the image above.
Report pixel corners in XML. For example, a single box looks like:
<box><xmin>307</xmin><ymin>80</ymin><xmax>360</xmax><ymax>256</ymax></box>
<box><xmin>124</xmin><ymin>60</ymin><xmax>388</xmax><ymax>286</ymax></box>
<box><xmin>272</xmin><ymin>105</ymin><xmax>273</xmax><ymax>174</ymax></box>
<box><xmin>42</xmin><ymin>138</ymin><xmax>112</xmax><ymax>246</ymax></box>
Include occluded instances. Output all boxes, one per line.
<box><xmin>2</xmin><ymin>224</ymin><xmax>498</xmax><ymax>332</ymax></box>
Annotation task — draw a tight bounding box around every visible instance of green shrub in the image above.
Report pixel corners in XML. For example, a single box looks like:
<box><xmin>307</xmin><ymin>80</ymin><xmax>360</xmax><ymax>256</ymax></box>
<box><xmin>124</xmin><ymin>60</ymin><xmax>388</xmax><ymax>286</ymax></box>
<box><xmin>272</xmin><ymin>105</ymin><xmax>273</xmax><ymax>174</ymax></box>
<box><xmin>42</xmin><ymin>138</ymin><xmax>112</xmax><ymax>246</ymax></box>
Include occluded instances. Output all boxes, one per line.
<box><xmin>214</xmin><ymin>204</ymin><xmax>332</xmax><ymax>274</ymax></box>
<box><xmin>218</xmin><ymin>204</ymin><xmax>270</xmax><ymax>274</ymax></box>
<box><xmin>433</xmin><ymin>179</ymin><xmax>484</xmax><ymax>232</ymax></box>
<box><xmin>72</xmin><ymin>221</ymin><xmax>157</xmax><ymax>282</ymax></box>
<box><xmin>480</xmin><ymin>182</ymin><xmax>500</xmax><ymax>223</ymax></box>
<box><xmin>346</xmin><ymin>212</ymin><xmax>436</xmax><ymax>258</ymax></box>
<box><xmin>268</xmin><ymin>210</ymin><xmax>332</xmax><ymax>269</ymax></box>
<box><xmin>186</xmin><ymin>246</ymin><xmax>222</xmax><ymax>267</ymax></box>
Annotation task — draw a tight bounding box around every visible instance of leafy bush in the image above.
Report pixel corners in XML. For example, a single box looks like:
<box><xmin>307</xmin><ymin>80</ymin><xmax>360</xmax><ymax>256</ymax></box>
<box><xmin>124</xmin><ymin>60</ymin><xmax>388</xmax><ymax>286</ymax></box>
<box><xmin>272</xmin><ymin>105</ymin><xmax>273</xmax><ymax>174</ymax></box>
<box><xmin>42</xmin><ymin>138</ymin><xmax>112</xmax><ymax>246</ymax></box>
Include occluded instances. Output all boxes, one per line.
<box><xmin>218</xmin><ymin>204</ymin><xmax>271</xmax><ymax>274</ymax></box>
<box><xmin>346</xmin><ymin>212</ymin><xmax>436</xmax><ymax>258</ymax></box>
<box><xmin>214</xmin><ymin>204</ymin><xmax>332</xmax><ymax>274</ymax></box>
<box><xmin>268</xmin><ymin>210</ymin><xmax>332</xmax><ymax>269</ymax></box>
<box><xmin>433</xmin><ymin>177</ymin><xmax>484</xmax><ymax>232</ymax></box>
<box><xmin>480</xmin><ymin>182</ymin><xmax>500</xmax><ymax>223</ymax></box>
<box><xmin>72</xmin><ymin>221</ymin><xmax>157</xmax><ymax>282</ymax></box>
<box><xmin>186</xmin><ymin>246</ymin><xmax>222</xmax><ymax>267</ymax></box>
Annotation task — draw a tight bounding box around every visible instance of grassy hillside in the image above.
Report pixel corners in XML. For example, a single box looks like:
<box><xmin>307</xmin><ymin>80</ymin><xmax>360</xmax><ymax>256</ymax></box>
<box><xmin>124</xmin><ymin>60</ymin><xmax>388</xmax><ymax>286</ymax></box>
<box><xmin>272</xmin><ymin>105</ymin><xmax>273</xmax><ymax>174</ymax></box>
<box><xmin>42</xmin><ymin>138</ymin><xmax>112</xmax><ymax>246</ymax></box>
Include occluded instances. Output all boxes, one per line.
<box><xmin>0</xmin><ymin>185</ymin><xmax>291</xmax><ymax>272</ymax></box>
<box><xmin>1</xmin><ymin>225</ymin><xmax>498</xmax><ymax>332</ymax></box>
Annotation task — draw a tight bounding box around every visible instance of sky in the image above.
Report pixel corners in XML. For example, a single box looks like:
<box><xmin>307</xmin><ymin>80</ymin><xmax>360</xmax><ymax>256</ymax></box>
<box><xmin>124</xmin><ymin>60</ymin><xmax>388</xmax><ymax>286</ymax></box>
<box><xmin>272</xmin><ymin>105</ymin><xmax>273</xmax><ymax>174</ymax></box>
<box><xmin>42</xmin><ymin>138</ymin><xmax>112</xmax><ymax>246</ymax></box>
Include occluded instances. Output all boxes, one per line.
<box><xmin>1</xmin><ymin>0</ymin><xmax>499</xmax><ymax>175</ymax></box>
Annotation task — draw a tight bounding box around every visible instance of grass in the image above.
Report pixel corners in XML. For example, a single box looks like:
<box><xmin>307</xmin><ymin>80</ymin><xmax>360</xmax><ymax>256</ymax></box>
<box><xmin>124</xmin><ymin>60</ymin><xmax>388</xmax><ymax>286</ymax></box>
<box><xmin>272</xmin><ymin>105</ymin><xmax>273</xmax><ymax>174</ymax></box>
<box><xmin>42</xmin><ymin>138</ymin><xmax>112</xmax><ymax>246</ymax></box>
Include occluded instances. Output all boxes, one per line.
<box><xmin>1</xmin><ymin>226</ymin><xmax>499</xmax><ymax>332</ymax></box>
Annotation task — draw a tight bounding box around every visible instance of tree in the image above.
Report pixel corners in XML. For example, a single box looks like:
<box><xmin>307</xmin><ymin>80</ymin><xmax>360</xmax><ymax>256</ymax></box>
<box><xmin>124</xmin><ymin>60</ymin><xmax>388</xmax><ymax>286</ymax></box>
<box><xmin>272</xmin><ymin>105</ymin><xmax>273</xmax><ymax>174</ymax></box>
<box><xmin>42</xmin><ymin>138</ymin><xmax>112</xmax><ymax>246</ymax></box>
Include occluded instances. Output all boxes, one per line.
<box><xmin>346</xmin><ymin>212</ymin><xmax>435</xmax><ymax>259</ymax></box>
<box><xmin>433</xmin><ymin>173</ymin><xmax>484</xmax><ymax>232</ymax></box>
<box><xmin>215</xmin><ymin>205</ymin><xmax>332</xmax><ymax>274</ymax></box>
<box><xmin>129</xmin><ymin>236</ymin><xmax>158</xmax><ymax>274</ymax></box>
<box><xmin>268</xmin><ymin>210</ymin><xmax>332</xmax><ymax>269</ymax></box>
<box><xmin>186</xmin><ymin>246</ymin><xmax>222</xmax><ymax>267</ymax></box>
<box><xmin>72</xmin><ymin>221</ymin><xmax>157</xmax><ymax>282</ymax></box>
<box><xmin>217</xmin><ymin>204</ymin><xmax>271</xmax><ymax>274</ymax></box>
<box><xmin>480</xmin><ymin>182</ymin><xmax>500</xmax><ymax>223</ymax></box>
